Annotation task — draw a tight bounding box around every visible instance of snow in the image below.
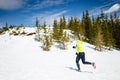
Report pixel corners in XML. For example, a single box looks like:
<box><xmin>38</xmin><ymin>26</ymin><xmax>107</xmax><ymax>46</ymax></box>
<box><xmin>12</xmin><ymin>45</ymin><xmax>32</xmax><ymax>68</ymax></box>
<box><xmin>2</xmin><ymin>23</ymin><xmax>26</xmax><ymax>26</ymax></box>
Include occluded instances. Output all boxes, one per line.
<box><xmin>0</xmin><ymin>28</ymin><xmax>120</xmax><ymax>80</ymax></box>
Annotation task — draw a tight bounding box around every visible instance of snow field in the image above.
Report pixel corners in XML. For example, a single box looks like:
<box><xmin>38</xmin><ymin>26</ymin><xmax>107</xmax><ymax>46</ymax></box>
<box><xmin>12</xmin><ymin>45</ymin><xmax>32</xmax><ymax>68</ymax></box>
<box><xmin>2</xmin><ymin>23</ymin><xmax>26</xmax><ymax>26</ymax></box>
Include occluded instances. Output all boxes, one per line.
<box><xmin>0</xmin><ymin>30</ymin><xmax>120</xmax><ymax>80</ymax></box>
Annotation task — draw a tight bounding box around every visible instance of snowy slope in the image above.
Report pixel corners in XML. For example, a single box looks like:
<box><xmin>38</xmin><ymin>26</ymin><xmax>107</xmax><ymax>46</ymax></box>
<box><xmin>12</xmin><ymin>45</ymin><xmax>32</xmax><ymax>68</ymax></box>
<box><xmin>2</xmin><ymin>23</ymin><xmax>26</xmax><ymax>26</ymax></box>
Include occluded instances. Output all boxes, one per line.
<box><xmin>0</xmin><ymin>28</ymin><xmax>120</xmax><ymax>80</ymax></box>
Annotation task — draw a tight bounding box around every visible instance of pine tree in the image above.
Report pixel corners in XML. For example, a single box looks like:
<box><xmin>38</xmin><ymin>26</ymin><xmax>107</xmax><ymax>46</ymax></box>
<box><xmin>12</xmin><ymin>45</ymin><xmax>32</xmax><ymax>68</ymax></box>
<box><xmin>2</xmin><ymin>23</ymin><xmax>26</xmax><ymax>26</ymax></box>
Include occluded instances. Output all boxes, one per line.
<box><xmin>109</xmin><ymin>14</ymin><xmax>114</xmax><ymax>37</ymax></box>
<box><xmin>36</xmin><ymin>17</ymin><xmax>39</xmax><ymax>27</ymax></box>
<box><xmin>60</xmin><ymin>31</ymin><xmax>69</xmax><ymax>49</ymax></box>
<box><xmin>73</xmin><ymin>17</ymin><xmax>80</xmax><ymax>35</ymax></box>
<box><xmin>53</xmin><ymin>19</ymin><xmax>59</xmax><ymax>41</ymax></box>
<box><xmin>41</xmin><ymin>21</ymin><xmax>52</xmax><ymax>51</ymax></box>
<box><xmin>59</xmin><ymin>17</ymin><xmax>63</xmax><ymax>38</ymax></box>
<box><xmin>84</xmin><ymin>10</ymin><xmax>92</xmax><ymax>42</ymax></box>
<box><xmin>100</xmin><ymin>9</ymin><xmax>105</xmax><ymax>22</ymax></box>
<box><xmin>90</xmin><ymin>16</ymin><xmax>95</xmax><ymax>44</ymax></box>
<box><xmin>35</xmin><ymin>17</ymin><xmax>41</xmax><ymax>41</ymax></box>
<box><xmin>80</xmin><ymin>11</ymin><xmax>86</xmax><ymax>36</ymax></box>
<box><xmin>42</xmin><ymin>35</ymin><xmax>52</xmax><ymax>51</ymax></box>
<box><xmin>63</xmin><ymin>16</ymin><xmax>67</xmax><ymax>29</ymax></box>
<box><xmin>93</xmin><ymin>17</ymin><xmax>104</xmax><ymax>51</ymax></box>
<box><xmin>43</xmin><ymin>21</ymin><xmax>47</xmax><ymax>33</ymax></box>
<box><xmin>113</xmin><ymin>13</ymin><xmax>120</xmax><ymax>49</ymax></box>
<box><xmin>68</xmin><ymin>17</ymin><xmax>74</xmax><ymax>32</ymax></box>
<box><xmin>103</xmin><ymin>15</ymin><xmax>115</xmax><ymax>50</ymax></box>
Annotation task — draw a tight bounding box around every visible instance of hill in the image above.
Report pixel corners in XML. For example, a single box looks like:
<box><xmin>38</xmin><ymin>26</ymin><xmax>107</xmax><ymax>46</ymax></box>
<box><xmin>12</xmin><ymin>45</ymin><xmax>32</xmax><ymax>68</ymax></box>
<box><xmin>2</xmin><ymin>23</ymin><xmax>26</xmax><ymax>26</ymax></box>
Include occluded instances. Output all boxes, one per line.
<box><xmin>0</xmin><ymin>27</ymin><xmax>120</xmax><ymax>80</ymax></box>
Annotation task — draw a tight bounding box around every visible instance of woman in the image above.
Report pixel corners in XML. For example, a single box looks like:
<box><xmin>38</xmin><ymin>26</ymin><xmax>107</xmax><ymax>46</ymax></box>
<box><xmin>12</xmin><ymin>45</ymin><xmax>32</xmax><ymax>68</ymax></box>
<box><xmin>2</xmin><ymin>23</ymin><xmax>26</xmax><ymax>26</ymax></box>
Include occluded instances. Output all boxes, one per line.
<box><xmin>73</xmin><ymin>35</ymin><xmax>96</xmax><ymax>72</ymax></box>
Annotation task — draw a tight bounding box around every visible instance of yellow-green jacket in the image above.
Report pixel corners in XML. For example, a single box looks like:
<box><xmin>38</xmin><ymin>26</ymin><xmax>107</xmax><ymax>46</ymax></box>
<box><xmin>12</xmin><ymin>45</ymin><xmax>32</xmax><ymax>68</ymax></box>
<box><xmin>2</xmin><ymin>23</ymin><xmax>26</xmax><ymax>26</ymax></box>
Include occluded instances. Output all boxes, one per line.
<box><xmin>76</xmin><ymin>40</ymin><xmax>84</xmax><ymax>53</ymax></box>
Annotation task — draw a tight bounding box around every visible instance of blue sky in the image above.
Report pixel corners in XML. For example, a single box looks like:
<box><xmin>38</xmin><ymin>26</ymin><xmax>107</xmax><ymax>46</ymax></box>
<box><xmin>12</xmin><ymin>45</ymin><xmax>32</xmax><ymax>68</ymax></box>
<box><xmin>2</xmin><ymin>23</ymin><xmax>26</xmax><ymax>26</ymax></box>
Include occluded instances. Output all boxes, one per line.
<box><xmin>0</xmin><ymin>0</ymin><xmax>120</xmax><ymax>27</ymax></box>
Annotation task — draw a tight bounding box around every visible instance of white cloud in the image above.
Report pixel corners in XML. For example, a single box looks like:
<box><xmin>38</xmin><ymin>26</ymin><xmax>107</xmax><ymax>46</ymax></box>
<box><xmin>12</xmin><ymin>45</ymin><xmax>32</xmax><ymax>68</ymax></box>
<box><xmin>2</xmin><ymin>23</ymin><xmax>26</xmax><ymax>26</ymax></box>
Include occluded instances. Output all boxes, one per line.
<box><xmin>104</xmin><ymin>3</ymin><xmax>120</xmax><ymax>13</ymax></box>
<box><xmin>24</xmin><ymin>0</ymin><xmax>73</xmax><ymax>11</ymax></box>
<box><xmin>31</xmin><ymin>0</ymin><xmax>64</xmax><ymax>9</ymax></box>
<box><xmin>0</xmin><ymin>0</ymin><xmax>26</xmax><ymax>10</ymax></box>
<box><xmin>29</xmin><ymin>10</ymin><xmax>68</xmax><ymax>27</ymax></box>
<box><xmin>89</xmin><ymin>0</ymin><xmax>120</xmax><ymax>17</ymax></box>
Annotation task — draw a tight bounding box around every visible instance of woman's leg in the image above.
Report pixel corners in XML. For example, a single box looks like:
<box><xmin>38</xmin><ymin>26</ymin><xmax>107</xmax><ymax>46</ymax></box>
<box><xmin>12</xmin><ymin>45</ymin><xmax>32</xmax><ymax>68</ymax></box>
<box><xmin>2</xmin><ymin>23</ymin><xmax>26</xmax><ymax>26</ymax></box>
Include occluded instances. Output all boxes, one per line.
<box><xmin>76</xmin><ymin>54</ymin><xmax>81</xmax><ymax>71</ymax></box>
<box><xmin>81</xmin><ymin>52</ymin><xmax>92</xmax><ymax>64</ymax></box>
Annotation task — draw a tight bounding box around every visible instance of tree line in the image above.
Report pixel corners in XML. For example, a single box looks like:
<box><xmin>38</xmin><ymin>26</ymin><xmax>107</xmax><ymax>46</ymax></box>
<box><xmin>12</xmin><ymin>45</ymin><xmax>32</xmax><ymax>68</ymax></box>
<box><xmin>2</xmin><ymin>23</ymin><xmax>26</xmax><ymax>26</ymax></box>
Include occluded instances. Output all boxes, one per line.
<box><xmin>45</xmin><ymin>10</ymin><xmax>120</xmax><ymax>51</ymax></box>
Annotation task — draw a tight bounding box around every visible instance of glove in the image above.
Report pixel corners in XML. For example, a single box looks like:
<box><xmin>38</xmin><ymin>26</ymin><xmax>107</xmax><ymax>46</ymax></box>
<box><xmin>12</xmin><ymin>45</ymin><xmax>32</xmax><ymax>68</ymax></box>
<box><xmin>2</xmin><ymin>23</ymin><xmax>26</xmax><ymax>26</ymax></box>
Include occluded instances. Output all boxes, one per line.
<box><xmin>76</xmin><ymin>52</ymin><xmax>78</xmax><ymax>55</ymax></box>
<box><xmin>73</xmin><ymin>46</ymin><xmax>76</xmax><ymax>48</ymax></box>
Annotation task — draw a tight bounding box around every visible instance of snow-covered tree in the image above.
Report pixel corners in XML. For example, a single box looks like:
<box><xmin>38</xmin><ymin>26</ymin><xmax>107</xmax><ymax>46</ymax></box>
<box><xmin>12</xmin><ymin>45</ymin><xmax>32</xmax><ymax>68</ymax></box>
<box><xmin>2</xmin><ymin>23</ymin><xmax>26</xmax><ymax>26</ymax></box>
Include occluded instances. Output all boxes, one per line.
<box><xmin>59</xmin><ymin>31</ymin><xmax>69</xmax><ymax>49</ymax></box>
<box><xmin>35</xmin><ymin>17</ymin><xmax>41</xmax><ymax>41</ymax></box>
<box><xmin>41</xmin><ymin>22</ymin><xmax>53</xmax><ymax>51</ymax></box>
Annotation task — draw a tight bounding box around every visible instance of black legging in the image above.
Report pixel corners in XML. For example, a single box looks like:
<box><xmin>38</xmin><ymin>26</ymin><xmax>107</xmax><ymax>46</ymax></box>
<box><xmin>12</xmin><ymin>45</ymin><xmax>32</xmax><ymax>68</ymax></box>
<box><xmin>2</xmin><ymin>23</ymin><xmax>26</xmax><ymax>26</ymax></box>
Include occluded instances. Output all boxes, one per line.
<box><xmin>76</xmin><ymin>52</ymin><xmax>92</xmax><ymax>70</ymax></box>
